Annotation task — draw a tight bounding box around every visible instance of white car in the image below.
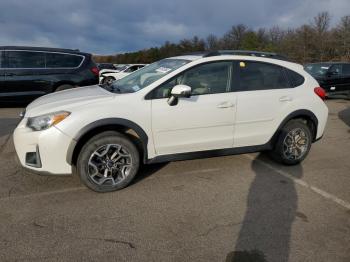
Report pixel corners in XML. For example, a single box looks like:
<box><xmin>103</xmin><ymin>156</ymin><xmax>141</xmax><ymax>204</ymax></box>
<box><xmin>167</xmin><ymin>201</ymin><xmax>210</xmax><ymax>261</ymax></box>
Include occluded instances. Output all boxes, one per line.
<box><xmin>99</xmin><ymin>64</ymin><xmax>147</xmax><ymax>86</ymax></box>
<box><xmin>14</xmin><ymin>51</ymin><xmax>328</xmax><ymax>192</ymax></box>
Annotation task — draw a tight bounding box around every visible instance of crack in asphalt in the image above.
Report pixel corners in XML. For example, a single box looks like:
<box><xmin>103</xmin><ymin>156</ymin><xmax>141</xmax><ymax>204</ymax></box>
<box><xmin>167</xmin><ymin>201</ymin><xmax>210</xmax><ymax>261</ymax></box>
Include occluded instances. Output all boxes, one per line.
<box><xmin>33</xmin><ymin>221</ymin><xmax>47</xmax><ymax>228</ymax></box>
<box><xmin>0</xmin><ymin>186</ymin><xmax>87</xmax><ymax>201</ymax></box>
<box><xmin>7</xmin><ymin>186</ymin><xmax>15</xmax><ymax>198</ymax></box>
<box><xmin>80</xmin><ymin>237</ymin><xmax>136</xmax><ymax>249</ymax></box>
<box><xmin>0</xmin><ymin>134</ymin><xmax>12</xmax><ymax>154</ymax></box>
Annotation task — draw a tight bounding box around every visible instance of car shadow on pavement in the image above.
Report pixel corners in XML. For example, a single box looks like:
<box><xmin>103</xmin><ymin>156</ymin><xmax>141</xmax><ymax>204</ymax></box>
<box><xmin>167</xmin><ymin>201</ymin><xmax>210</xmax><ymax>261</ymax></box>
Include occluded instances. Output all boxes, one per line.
<box><xmin>0</xmin><ymin>118</ymin><xmax>20</xmax><ymax>137</ymax></box>
<box><xmin>338</xmin><ymin>106</ymin><xmax>350</xmax><ymax>127</ymax></box>
<box><xmin>226</xmin><ymin>153</ymin><xmax>303</xmax><ymax>262</ymax></box>
<box><xmin>131</xmin><ymin>162</ymin><xmax>168</xmax><ymax>185</ymax></box>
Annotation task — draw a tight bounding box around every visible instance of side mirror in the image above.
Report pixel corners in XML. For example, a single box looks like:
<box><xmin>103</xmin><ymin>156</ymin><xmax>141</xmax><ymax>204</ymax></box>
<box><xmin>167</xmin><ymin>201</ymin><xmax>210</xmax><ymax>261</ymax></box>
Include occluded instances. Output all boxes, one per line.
<box><xmin>167</xmin><ymin>85</ymin><xmax>192</xmax><ymax>106</ymax></box>
<box><xmin>171</xmin><ymin>85</ymin><xmax>191</xmax><ymax>98</ymax></box>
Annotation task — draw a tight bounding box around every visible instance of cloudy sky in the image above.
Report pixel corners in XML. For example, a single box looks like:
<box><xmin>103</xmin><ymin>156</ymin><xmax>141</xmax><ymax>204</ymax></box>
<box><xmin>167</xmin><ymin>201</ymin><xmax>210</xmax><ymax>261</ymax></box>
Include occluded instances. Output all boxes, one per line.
<box><xmin>0</xmin><ymin>0</ymin><xmax>349</xmax><ymax>54</ymax></box>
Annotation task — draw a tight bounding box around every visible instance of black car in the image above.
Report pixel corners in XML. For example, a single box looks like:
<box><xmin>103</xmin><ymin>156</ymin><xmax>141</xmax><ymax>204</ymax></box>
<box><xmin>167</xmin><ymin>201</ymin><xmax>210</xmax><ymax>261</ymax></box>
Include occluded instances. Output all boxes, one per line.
<box><xmin>0</xmin><ymin>46</ymin><xmax>99</xmax><ymax>103</ymax></box>
<box><xmin>304</xmin><ymin>62</ymin><xmax>350</xmax><ymax>97</ymax></box>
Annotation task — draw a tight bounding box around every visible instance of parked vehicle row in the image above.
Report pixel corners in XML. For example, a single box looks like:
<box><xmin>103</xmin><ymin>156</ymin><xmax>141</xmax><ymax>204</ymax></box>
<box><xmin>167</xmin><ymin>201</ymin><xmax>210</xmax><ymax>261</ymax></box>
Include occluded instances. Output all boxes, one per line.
<box><xmin>99</xmin><ymin>64</ymin><xmax>147</xmax><ymax>86</ymax></box>
<box><xmin>304</xmin><ymin>62</ymin><xmax>350</xmax><ymax>97</ymax></box>
<box><xmin>1</xmin><ymin>44</ymin><xmax>347</xmax><ymax>106</ymax></box>
<box><xmin>14</xmin><ymin>50</ymin><xmax>328</xmax><ymax>192</ymax></box>
<box><xmin>0</xmin><ymin>46</ymin><xmax>99</xmax><ymax>103</ymax></box>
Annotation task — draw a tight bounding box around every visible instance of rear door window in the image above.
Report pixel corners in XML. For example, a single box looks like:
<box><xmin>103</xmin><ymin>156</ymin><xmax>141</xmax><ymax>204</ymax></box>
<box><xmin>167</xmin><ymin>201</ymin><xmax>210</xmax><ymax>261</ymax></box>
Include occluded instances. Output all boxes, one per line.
<box><xmin>237</xmin><ymin>61</ymin><xmax>290</xmax><ymax>91</ymax></box>
<box><xmin>7</xmin><ymin>51</ymin><xmax>46</xmax><ymax>68</ymax></box>
<box><xmin>46</xmin><ymin>53</ymin><xmax>83</xmax><ymax>68</ymax></box>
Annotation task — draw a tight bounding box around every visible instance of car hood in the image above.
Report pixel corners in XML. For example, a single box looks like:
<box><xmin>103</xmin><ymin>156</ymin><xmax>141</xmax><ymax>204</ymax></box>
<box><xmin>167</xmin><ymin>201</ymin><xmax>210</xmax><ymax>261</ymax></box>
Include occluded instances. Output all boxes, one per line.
<box><xmin>25</xmin><ymin>85</ymin><xmax>113</xmax><ymax>117</ymax></box>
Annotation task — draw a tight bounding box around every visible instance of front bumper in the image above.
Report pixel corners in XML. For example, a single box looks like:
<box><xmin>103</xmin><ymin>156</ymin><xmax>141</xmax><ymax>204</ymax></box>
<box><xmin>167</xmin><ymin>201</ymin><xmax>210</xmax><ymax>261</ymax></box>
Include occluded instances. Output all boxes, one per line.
<box><xmin>13</xmin><ymin>118</ymin><xmax>73</xmax><ymax>175</ymax></box>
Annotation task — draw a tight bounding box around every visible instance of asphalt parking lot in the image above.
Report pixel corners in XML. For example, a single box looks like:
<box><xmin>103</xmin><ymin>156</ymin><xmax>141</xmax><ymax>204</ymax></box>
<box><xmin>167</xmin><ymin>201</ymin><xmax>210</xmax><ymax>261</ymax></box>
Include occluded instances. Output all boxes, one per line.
<box><xmin>0</xmin><ymin>100</ymin><xmax>349</xmax><ymax>262</ymax></box>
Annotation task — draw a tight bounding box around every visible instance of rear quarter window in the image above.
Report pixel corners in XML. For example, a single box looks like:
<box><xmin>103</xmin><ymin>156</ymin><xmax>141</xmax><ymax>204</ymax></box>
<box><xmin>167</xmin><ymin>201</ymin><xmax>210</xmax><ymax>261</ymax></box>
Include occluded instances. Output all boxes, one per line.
<box><xmin>286</xmin><ymin>69</ymin><xmax>305</xmax><ymax>87</ymax></box>
<box><xmin>46</xmin><ymin>53</ymin><xmax>83</xmax><ymax>68</ymax></box>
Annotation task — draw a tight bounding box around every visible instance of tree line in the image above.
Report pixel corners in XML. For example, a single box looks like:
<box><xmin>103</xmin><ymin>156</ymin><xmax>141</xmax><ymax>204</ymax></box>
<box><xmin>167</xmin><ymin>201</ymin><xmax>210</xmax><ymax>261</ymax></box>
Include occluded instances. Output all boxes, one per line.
<box><xmin>94</xmin><ymin>12</ymin><xmax>350</xmax><ymax>65</ymax></box>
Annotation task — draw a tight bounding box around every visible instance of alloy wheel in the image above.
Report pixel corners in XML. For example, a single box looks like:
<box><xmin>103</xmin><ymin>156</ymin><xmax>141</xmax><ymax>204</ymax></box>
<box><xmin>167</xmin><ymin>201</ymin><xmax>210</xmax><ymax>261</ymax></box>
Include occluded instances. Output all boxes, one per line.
<box><xmin>87</xmin><ymin>144</ymin><xmax>132</xmax><ymax>186</ymax></box>
<box><xmin>282</xmin><ymin>128</ymin><xmax>309</xmax><ymax>161</ymax></box>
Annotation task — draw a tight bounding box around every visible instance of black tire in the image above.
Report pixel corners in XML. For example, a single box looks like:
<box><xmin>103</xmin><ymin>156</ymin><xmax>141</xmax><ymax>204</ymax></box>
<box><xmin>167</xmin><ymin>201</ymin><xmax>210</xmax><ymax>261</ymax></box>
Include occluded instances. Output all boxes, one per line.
<box><xmin>77</xmin><ymin>131</ymin><xmax>140</xmax><ymax>192</ymax></box>
<box><xmin>269</xmin><ymin>119</ymin><xmax>312</xmax><ymax>165</ymax></box>
<box><xmin>102</xmin><ymin>76</ymin><xmax>115</xmax><ymax>86</ymax></box>
<box><xmin>55</xmin><ymin>84</ymin><xmax>74</xmax><ymax>92</ymax></box>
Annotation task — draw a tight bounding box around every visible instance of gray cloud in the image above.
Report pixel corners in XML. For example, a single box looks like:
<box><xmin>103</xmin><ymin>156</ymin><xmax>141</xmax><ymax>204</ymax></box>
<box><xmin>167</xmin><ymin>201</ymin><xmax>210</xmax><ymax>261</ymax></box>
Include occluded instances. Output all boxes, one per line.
<box><xmin>0</xmin><ymin>0</ymin><xmax>349</xmax><ymax>54</ymax></box>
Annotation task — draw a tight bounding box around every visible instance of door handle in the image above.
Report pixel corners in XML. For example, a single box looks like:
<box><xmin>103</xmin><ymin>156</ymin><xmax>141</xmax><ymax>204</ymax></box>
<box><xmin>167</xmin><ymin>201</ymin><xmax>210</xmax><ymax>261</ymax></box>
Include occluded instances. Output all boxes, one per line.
<box><xmin>217</xmin><ymin>102</ymin><xmax>235</xmax><ymax>108</ymax></box>
<box><xmin>279</xmin><ymin>96</ymin><xmax>293</xmax><ymax>102</ymax></box>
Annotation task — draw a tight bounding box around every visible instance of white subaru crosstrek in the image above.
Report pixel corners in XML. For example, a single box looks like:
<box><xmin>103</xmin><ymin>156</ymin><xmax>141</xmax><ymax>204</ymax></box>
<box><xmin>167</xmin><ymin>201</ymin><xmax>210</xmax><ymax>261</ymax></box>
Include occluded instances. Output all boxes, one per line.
<box><xmin>14</xmin><ymin>51</ymin><xmax>328</xmax><ymax>192</ymax></box>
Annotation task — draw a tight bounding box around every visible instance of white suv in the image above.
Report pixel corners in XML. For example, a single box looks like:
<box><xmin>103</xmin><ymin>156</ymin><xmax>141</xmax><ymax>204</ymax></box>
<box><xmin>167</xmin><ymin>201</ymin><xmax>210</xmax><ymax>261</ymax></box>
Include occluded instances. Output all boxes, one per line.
<box><xmin>14</xmin><ymin>51</ymin><xmax>328</xmax><ymax>192</ymax></box>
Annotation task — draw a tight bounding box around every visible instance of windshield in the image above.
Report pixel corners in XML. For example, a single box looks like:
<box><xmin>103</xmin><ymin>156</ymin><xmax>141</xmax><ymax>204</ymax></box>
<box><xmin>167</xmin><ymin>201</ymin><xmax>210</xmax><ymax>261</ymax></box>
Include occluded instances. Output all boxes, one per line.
<box><xmin>304</xmin><ymin>63</ymin><xmax>331</xmax><ymax>76</ymax></box>
<box><xmin>115</xmin><ymin>65</ymin><xmax>128</xmax><ymax>71</ymax></box>
<box><xmin>109</xmin><ymin>59</ymin><xmax>190</xmax><ymax>94</ymax></box>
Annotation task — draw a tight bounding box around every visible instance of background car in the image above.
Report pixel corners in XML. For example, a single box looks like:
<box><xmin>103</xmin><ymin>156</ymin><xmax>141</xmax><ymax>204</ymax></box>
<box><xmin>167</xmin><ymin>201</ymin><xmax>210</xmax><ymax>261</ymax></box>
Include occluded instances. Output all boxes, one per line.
<box><xmin>97</xmin><ymin>63</ymin><xmax>117</xmax><ymax>70</ymax></box>
<box><xmin>304</xmin><ymin>62</ymin><xmax>350</xmax><ymax>97</ymax></box>
<box><xmin>99</xmin><ymin>64</ymin><xmax>147</xmax><ymax>86</ymax></box>
<box><xmin>0</xmin><ymin>46</ymin><xmax>99</xmax><ymax>103</ymax></box>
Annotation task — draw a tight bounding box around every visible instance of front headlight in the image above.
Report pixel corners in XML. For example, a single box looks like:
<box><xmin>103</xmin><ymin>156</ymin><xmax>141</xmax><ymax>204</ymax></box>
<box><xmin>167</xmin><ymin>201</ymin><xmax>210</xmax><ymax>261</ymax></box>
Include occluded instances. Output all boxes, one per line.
<box><xmin>27</xmin><ymin>111</ymin><xmax>71</xmax><ymax>131</ymax></box>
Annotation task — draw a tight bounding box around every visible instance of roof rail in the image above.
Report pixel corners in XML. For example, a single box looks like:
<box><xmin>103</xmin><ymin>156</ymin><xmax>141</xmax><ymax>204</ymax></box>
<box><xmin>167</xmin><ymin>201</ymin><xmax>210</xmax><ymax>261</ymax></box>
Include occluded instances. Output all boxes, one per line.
<box><xmin>0</xmin><ymin>46</ymin><xmax>81</xmax><ymax>53</ymax></box>
<box><xmin>186</xmin><ymin>50</ymin><xmax>289</xmax><ymax>61</ymax></box>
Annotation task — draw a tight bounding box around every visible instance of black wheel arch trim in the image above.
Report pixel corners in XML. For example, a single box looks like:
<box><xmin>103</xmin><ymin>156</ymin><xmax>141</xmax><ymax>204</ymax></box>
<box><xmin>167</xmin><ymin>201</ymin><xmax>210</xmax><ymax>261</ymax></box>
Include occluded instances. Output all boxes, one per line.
<box><xmin>270</xmin><ymin>109</ymin><xmax>319</xmax><ymax>143</ymax></box>
<box><xmin>66</xmin><ymin>118</ymin><xmax>149</xmax><ymax>165</ymax></box>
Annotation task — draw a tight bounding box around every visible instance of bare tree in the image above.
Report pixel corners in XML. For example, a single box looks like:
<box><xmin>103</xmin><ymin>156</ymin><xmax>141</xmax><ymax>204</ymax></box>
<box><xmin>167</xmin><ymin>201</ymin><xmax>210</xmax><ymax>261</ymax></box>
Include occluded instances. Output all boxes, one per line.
<box><xmin>206</xmin><ymin>34</ymin><xmax>220</xmax><ymax>50</ymax></box>
<box><xmin>313</xmin><ymin>11</ymin><xmax>331</xmax><ymax>34</ymax></box>
<box><xmin>222</xmin><ymin>24</ymin><xmax>247</xmax><ymax>49</ymax></box>
<box><xmin>94</xmin><ymin>11</ymin><xmax>350</xmax><ymax>65</ymax></box>
<box><xmin>336</xmin><ymin>15</ymin><xmax>350</xmax><ymax>60</ymax></box>
<box><xmin>312</xmin><ymin>12</ymin><xmax>331</xmax><ymax>61</ymax></box>
<box><xmin>269</xmin><ymin>26</ymin><xmax>284</xmax><ymax>44</ymax></box>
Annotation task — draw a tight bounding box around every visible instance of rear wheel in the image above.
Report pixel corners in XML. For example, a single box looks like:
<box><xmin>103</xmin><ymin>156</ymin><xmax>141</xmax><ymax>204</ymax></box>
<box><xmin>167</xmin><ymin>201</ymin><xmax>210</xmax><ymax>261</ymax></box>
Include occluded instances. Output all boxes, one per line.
<box><xmin>269</xmin><ymin>119</ymin><xmax>312</xmax><ymax>165</ymax></box>
<box><xmin>77</xmin><ymin>131</ymin><xmax>140</xmax><ymax>192</ymax></box>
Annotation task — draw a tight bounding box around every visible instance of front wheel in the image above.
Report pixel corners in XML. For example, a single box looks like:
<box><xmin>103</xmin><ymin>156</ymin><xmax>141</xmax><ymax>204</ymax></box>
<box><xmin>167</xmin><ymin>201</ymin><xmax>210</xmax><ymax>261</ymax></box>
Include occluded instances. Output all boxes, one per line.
<box><xmin>269</xmin><ymin>119</ymin><xmax>312</xmax><ymax>165</ymax></box>
<box><xmin>77</xmin><ymin>131</ymin><xmax>140</xmax><ymax>192</ymax></box>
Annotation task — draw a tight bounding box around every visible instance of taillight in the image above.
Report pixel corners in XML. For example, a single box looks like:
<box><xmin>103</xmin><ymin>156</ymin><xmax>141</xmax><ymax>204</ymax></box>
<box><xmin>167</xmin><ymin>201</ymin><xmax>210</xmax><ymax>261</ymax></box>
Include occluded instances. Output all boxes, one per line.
<box><xmin>91</xmin><ymin>67</ymin><xmax>99</xmax><ymax>76</ymax></box>
<box><xmin>314</xmin><ymin>87</ymin><xmax>326</xmax><ymax>100</ymax></box>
